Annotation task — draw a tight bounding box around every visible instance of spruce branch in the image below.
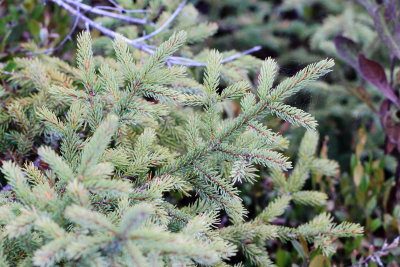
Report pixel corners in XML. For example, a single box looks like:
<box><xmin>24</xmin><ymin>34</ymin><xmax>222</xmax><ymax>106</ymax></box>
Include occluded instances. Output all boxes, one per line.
<box><xmin>265</xmin><ymin>102</ymin><xmax>318</xmax><ymax>130</ymax></box>
<box><xmin>193</xmin><ymin>163</ymin><xmax>239</xmax><ymax>199</ymax></box>
<box><xmin>160</xmin><ymin>59</ymin><xmax>333</xmax><ymax>177</ymax></box>
<box><xmin>78</xmin><ymin>114</ymin><xmax>119</xmax><ymax>176</ymax></box>
<box><xmin>204</xmin><ymin>50</ymin><xmax>223</xmax><ymax>96</ymax></box>
<box><xmin>215</xmin><ymin>144</ymin><xmax>292</xmax><ymax>170</ymax></box>
<box><xmin>257</xmin><ymin>57</ymin><xmax>279</xmax><ymax>100</ymax></box>
<box><xmin>229</xmin><ymin>159</ymin><xmax>258</xmax><ymax>184</ymax></box>
<box><xmin>1</xmin><ymin>162</ymin><xmax>33</xmax><ymax>204</ymax></box>
<box><xmin>257</xmin><ymin>195</ymin><xmax>291</xmax><ymax>223</ymax></box>
<box><xmin>37</xmin><ymin>146</ymin><xmax>74</xmax><ymax>185</ymax></box>
<box><xmin>0</xmin><ymin>14</ymin><xmax>361</xmax><ymax>265</ymax></box>
<box><xmin>123</xmin><ymin>242</ymin><xmax>149</xmax><ymax>267</ymax></box>
<box><xmin>65</xmin><ymin>205</ymin><xmax>117</xmax><ymax>234</ymax></box>
<box><xmin>76</xmin><ymin>31</ymin><xmax>96</xmax><ymax>92</ymax></box>
<box><xmin>33</xmin><ymin>238</ymin><xmax>69</xmax><ymax>267</ymax></box>
<box><xmin>4</xmin><ymin>207</ymin><xmax>37</xmax><ymax>238</ymax></box>
<box><xmin>247</xmin><ymin>121</ymin><xmax>289</xmax><ymax>150</ymax></box>
<box><xmin>292</xmin><ymin>191</ymin><xmax>328</xmax><ymax>206</ymax></box>
<box><xmin>266</xmin><ymin>59</ymin><xmax>335</xmax><ymax>102</ymax></box>
<box><xmin>118</xmin><ymin>203</ymin><xmax>154</xmax><ymax>238</ymax></box>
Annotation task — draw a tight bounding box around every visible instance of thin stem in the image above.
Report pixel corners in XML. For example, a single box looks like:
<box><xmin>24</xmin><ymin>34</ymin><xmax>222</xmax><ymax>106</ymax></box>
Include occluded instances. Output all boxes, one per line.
<box><xmin>356</xmin><ymin>0</ymin><xmax>376</xmax><ymax>16</ymax></box>
<box><xmin>0</xmin><ymin>70</ymin><xmax>28</xmax><ymax>78</ymax></box>
<box><xmin>390</xmin><ymin>56</ymin><xmax>396</xmax><ymax>87</ymax></box>
<box><xmin>103</xmin><ymin>0</ymin><xmax>150</xmax><ymax>13</ymax></box>
<box><xmin>131</xmin><ymin>1</ymin><xmax>186</xmax><ymax>43</ymax></box>
<box><xmin>221</xmin><ymin>46</ymin><xmax>262</xmax><ymax>63</ymax></box>
<box><xmin>49</xmin><ymin>0</ymin><xmax>261</xmax><ymax>67</ymax></box>
<box><xmin>63</xmin><ymin>0</ymin><xmax>148</xmax><ymax>25</ymax></box>
<box><xmin>95</xmin><ymin>6</ymin><xmax>150</xmax><ymax>13</ymax></box>
<box><xmin>169</xmin><ymin>45</ymin><xmax>262</xmax><ymax>66</ymax></box>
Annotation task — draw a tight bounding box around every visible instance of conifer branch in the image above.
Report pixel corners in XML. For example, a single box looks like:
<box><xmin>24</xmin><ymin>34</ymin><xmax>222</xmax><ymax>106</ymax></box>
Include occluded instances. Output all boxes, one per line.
<box><xmin>265</xmin><ymin>102</ymin><xmax>318</xmax><ymax>130</ymax></box>
<box><xmin>0</xmin><ymin>22</ymin><xmax>361</xmax><ymax>265</ymax></box>
<box><xmin>266</xmin><ymin>59</ymin><xmax>334</xmax><ymax>102</ymax></box>
<box><xmin>193</xmin><ymin>163</ymin><xmax>238</xmax><ymax>199</ymax></box>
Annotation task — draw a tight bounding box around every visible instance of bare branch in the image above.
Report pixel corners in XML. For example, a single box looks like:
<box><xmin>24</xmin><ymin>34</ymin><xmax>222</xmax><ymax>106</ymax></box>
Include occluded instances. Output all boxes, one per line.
<box><xmin>0</xmin><ymin>70</ymin><xmax>27</xmax><ymax>78</ymax></box>
<box><xmin>131</xmin><ymin>1</ymin><xmax>186</xmax><ymax>43</ymax></box>
<box><xmin>48</xmin><ymin>0</ymin><xmax>261</xmax><ymax>67</ymax></box>
<box><xmin>107</xmin><ymin>0</ymin><xmax>119</xmax><ymax>7</ymax></box>
<box><xmin>95</xmin><ymin>6</ymin><xmax>150</xmax><ymax>14</ymax></box>
<box><xmin>167</xmin><ymin>46</ymin><xmax>262</xmax><ymax>67</ymax></box>
<box><xmin>101</xmin><ymin>0</ymin><xmax>150</xmax><ymax>13</ymax></box>
<box><xmin>353</xmin><ymin>236</ymin><xmax>400</xmax><ymax>267</ymax></box>
<box><xmin>221</xmin><ymin>46</ymin><xmax>262</xmax><ymax>63</ymax></box>
<box><xmin>63</xmin><ymin>0</ymin><xmax>148</xmax><ymax>25</ymax></box>
<box><xmin>356</xmin><ymin>0</ymin><xmax>377</xmax><ymax>16</ymax></box>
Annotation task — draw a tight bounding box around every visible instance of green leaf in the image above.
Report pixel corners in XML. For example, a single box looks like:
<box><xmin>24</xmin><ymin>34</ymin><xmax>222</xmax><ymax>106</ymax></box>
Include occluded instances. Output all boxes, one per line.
<box><xmin>310</xmin><ymin>255</ymin><xmax>331</xmax><ymax>267</ymax></box>
<box><xmin>291</xmin><ymin>240</ymin><xmax>307</xmax><ymax>260</ymax></box>
<box><xmin>370</xmin><ymin>218</ymin><xmax>382</xmax><ymax>232</ymax></box>
<box><xmin>28</xmin><ymin>19</ymin><xmax>40</xmax><ymax>37</ymax></box>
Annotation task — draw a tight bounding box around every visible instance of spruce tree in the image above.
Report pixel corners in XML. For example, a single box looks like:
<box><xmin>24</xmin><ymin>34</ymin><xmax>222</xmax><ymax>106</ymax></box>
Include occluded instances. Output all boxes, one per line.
<box><xmin>0</xmin><ymin>30</ymin><xmax>362</xmax><ymax>266</ymax></box>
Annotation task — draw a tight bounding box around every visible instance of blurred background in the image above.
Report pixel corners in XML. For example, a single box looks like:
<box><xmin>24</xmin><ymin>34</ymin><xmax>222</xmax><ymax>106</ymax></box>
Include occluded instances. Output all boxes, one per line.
<box><xmin>1</xmin><ymin>0</ymin><xmax>400</xmax><ymax>265</ymax></box>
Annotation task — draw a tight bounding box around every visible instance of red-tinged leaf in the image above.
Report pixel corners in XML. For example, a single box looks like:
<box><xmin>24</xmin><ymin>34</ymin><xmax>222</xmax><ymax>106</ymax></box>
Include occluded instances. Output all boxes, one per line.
<box><xmin>379</xmin><ymin>99</ymin><xmax>391</xmax><ymax>126</ymax></box>
<box><xmin>380</xmin><ymin>100</ymin><xmax>400</xmax><ymax>153</ymax></box>
<box><xmin>358</xmin><ymin>55</ymin><xmax>400</xmax><ymax>108</ymax></box>
<box><xmin>334</xmin><ymin>35</ymin><xmax>360</xmax><ymax>69</ymax></box>
<box><xmin>359</xmin><ymin>55</ymin><xmax>388</xmax><ymax>87</ymax></box>
<box><xmin>34</xmin><ymin>157</ymin><xmax>50</xmax><ymax>170</ymax></box>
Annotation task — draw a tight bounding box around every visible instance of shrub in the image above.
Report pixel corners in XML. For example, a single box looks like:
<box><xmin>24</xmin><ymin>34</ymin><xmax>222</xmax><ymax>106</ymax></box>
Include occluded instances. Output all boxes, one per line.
<box><xmin>0</xmin><ymin>30</ymin><xmax>363</xmax><ymax>266</ymax></box>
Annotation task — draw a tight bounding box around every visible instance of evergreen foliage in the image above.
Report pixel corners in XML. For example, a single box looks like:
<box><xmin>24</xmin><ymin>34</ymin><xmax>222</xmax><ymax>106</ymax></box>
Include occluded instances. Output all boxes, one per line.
<box><xmin>196</xmin><ymin>0</ymin><xmax>400</xmax><ymax>264</ymax></box>
<box><xmin>0</xmin><ymin>29</ymin><xmax>363</xmax><ymax>266</ymax></box>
